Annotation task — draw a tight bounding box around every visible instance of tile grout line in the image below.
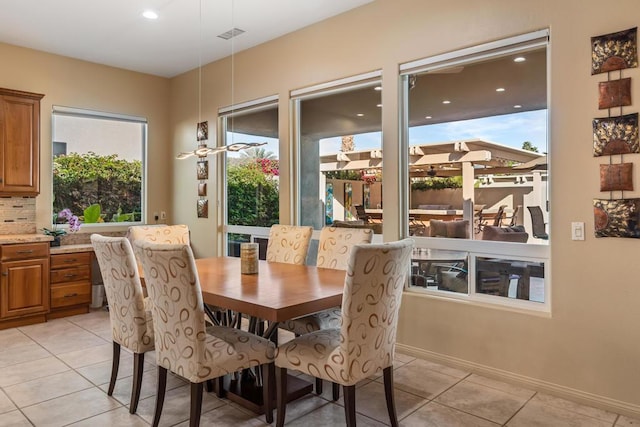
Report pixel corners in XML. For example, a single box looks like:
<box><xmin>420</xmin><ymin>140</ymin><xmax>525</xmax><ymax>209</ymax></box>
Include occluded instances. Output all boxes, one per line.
<box><xmin>501</xmin><ymin>390</ymin><xmax>538</xmax><ymax>426</ymax></box>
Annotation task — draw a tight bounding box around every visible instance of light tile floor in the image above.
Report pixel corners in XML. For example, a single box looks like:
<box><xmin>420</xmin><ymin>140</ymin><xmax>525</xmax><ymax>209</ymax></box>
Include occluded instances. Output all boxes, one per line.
<box><xmin>0</xmin><ymin>309</ymin><xmax>638</xmax><ymax>426</ymax></box>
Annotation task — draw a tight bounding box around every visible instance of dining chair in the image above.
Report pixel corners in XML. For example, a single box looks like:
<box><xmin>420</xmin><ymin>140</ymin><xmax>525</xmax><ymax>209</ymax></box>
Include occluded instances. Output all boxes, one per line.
<box><xmin>281</xmin><ymin>226</ymin><xmax>374</xmax><ymax>335</ymax></box>
<box><xmin>266</xmin><ymin>224</ymin><xmax>313</xmax><ymax>265</ymax></box>
<box><xmin>275</xmin><ymin>238</ymin><xmax>414</xmax><ymax>427</ymax></box>
<box><xmin>279</xmin><ymin>226</ymin><xmax>374</xmax><ymax>398</ymax></box>
<box><xmin>90</xmin><ymin>234</ymin><xmax>154</xmax><ymax>414</ymax></box>
<box><xmin>126</xmin><ymin>224</ymin><xmax>190</xmax><ymax>255</ymax></box>
<box><xmin>136</xmin><ymin>241</ymin><xmax>276</xmax><ymax>427</ymax></box>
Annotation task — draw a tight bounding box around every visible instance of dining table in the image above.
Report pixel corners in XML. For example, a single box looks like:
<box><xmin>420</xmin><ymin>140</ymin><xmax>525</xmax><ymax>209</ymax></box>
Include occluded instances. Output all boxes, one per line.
<box><xmin>194</xmin><ymin>256</ymin><xmax>347</xmax><ymax>413</ymax></box>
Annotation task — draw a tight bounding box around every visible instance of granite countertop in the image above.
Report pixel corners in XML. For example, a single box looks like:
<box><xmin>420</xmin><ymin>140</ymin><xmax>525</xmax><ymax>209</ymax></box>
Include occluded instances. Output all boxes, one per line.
<box><xmin>0</xmin><ymin>234</ymin><xmax>54</xmax><ymax>244</ymax></box>
<box><xmin>50</xmin><ymin>244</ymin><xmax>94</xmax><ymax>255</ymax></box>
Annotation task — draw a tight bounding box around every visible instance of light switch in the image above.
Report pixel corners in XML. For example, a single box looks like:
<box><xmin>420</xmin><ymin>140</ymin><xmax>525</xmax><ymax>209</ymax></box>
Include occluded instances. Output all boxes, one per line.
<box><xmin>571</xmin><ymin>222</ymin><xmax>585</xmax><ymax>241</ymax></box>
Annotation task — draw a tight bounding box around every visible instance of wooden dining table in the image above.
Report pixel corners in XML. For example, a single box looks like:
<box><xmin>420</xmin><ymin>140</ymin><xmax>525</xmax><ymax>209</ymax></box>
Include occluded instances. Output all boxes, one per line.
<box><xmin>194</xmin><ymin>256</ymin><xmax>347</xmax><ymax>413</ymax></box>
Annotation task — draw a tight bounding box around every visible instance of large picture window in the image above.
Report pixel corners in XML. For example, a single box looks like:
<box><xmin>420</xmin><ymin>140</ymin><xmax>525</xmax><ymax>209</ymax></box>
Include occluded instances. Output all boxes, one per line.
<box><xmin>52</xmin><ymin>107</ymin><xmax>146</xmax><ymax>224</ymax></box>
<box><xmin>401</xmin><ymin>30</ymin><xmax>550</xmax><ymax>310</ymax></box>
<box><xmin>220</xmin><ymin>98</ymin><xmax>279</xmax><ymax>257</ymax></box>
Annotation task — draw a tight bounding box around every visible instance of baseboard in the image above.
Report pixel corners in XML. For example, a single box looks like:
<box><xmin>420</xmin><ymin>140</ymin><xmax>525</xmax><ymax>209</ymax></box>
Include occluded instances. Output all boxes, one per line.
<box><xmin>395</xmin><ymin>343</ymin><xmax>640</xmax><ymax>419</ymax></box>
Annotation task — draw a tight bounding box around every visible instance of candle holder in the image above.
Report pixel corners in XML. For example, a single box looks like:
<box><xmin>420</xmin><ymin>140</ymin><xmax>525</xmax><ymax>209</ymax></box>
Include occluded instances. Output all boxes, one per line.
<box><xmin>240</xmin><ymin>243</ymin><xmax>259</xmax><ymax>274</ymax></box>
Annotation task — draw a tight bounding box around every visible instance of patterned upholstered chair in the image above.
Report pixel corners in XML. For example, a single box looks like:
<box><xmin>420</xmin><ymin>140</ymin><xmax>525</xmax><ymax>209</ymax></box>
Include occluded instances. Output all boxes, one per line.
<box><xmin>126</xmin><ymin>224</ymin><xmax>190</xmax><ymax>257</ymax></box>
<box><xmin>136</xmin><ymin>241</ymin><xmax>276</xmax><ymax>427</ymax></box>
<box><xmin>90</xmin><ymin>234</ymin><xmax>154</xmax><ymax>414</ymax></box>
<box><xmin>266</xmin><ymin>224</ymin><xmax>313</xmax><ymax>265</ymax></box>
<box><xmin>280</xmin><ymin>226</ymin><xmax>373</xmax><ymax>334</ymax></box>
<box><xmin>275</xmin><ymin>238</ymin><xmax>414</xmax><ymax>427</ymax></box>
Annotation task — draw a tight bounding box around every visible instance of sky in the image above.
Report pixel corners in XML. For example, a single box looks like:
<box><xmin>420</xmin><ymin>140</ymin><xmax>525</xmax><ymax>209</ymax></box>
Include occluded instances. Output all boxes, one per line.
<box><xmin>226</xmin><ymin>109</ymin><xmax>547</xmax><ymax>158</ymax></box>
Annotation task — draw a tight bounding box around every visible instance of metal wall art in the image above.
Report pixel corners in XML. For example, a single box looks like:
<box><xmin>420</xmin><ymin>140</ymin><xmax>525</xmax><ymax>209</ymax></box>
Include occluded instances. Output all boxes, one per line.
<box><xmin>197</xmin><ymin>160</ymin><xmax>208</xmax><ymax>180</ymax></box>
<box><xmin>599</xmin><ymin>163</ymin><xmax>633</xmax><ymax>191</ymax></box>
<box><xmin>197</xmin><ymin>199</ymin><xmax>209</xmax><ymax>218</ymax></box>
<box><xmin>593</xmin><ymin>113</ymin><xmax>639</xmax><ymax>156</ymax></box>
<box><xmin>197</xmin><ymin>121</ymin><xmax>209</xmax><ymax>141</ymax></box>
<box><xmin>594</xmin><ymin>198</ymin><xmax>640</xmax><ymax>238</ymax></box>
<box><xmin>591</xmin><ymin>27</ymin><xmax>638</xmax><ymax>75</ymax></box>
<box><xmin>198</xmin><ymin>182</ymin><xmax>207</xmax><ymax>197</ymax></box>
<box><xmin>598</xmin><ymin>78</ymin><xmax>632</xmax><ymax>109</ymax></box>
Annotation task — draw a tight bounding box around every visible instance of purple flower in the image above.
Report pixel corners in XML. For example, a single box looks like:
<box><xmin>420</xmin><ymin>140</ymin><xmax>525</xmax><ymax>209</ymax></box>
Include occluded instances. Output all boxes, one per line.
<box><xmin>58</xmin><ymin>208</ymin><xmax>73</xmax><ymax>221</ymax></box>
<box><xmin>67</xmin><ymin>215</ymin><xmax>82</xmax><ymax>233</ymax></box>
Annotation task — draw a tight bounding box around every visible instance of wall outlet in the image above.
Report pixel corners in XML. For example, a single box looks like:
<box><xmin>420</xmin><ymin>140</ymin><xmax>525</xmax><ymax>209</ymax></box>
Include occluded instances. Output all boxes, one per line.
<box><xmin>153</xmin><ymin>211</ymin><xmax>159</xmax><ymax>221</ymax></box>
<box><xmin>160</xmin><ymin>211</ymin><xmax>167</xmax><ymax>220</ymax></box>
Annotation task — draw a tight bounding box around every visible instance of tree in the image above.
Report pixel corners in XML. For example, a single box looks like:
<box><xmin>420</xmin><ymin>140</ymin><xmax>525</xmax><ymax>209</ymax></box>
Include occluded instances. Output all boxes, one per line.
<box><xmin>522</xmin><ymin>141</ymin><xmax>539</xmax><ymax>152</ymax></box>
<box><xmin>53</xmin><ymin>152</ymin><xmax>141</xmax><ymax>222</ymax></box>
<box><xmin>227</xmin><ymin>161</ymin><xmax>279</xmax><ymax>227</ymax></box>
<box><xmin>239</xmin><ymin>147</ymin><xmax>276</xmax><ymax>160</ymax></box>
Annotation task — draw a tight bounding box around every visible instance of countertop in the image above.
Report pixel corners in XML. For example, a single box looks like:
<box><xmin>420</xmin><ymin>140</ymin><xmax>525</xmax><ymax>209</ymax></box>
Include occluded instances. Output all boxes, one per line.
<box><xmin>50</xmin><ymin>244</ymin><xmax>94</xmax><ymax>255</ymax></box>
<box><xmin>0</xmin><ymin>234</ymin><xmax>54</xmax><ymax>244</ymax></box>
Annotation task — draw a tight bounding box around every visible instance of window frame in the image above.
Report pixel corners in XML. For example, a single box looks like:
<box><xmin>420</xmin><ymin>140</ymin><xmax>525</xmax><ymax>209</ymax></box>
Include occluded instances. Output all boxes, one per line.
<box><xmin>399</xmin><ymin>30</ymin><xmax>551</xmax><ymax>313</ymax></box>
<box><xmin>51</xmin><ymin>105</ymin><xmax>147</xmax><ymax>230</ymax></box>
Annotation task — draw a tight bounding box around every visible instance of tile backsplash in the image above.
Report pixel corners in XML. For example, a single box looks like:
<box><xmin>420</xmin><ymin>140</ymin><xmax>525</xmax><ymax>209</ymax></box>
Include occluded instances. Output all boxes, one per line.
<box><xmin>0</xmin><ymin>197</ymin><xmax>36</xmax><ymax>234</ymax></box>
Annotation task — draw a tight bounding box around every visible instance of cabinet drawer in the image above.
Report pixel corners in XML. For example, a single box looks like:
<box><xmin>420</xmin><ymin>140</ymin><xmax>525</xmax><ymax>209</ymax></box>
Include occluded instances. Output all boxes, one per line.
<box><xmin>50</xmin><ymin>252</ymin><xmax>91</xmax><ymax>269</ymax></box>
<box><xmin>1</xmin><ymin>243</ymin><xmax>49</xmax><ymax>261</ymax></box>
<box><xmin>50</xmin><ymin>265</ymin><xmax>90</xmax><ymax>284</ymax></box>
<box><xmin>51</xmin><ymin>282</ymin><xmax>91</xmax><ymax>308</ymax></box>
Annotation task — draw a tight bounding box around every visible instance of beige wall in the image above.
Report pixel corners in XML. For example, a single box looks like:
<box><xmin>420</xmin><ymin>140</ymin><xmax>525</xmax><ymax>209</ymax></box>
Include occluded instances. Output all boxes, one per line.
<box><xmin>4</xmin><ymin>0</ymin><xmax>634</xmax><ymax>415</ymax></box>
<box><xmin>0</xmin><ymin>42</ymin><xmax>172</xmax><ymax>233</ymax></box>
<box><xmin>170</xmin><ymin>0</ymin><xmax>640</xmax><ymax>415</ymax></box>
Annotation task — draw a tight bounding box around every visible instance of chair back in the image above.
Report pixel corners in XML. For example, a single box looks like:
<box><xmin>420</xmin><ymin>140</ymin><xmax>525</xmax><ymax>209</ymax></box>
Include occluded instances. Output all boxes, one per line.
<box><xmin>527</xmin><ymin>206</ymin><xmax>549</xmax><ymax>239</ymax></box>
<box><xmin>127</xmin><ymin>224</ymin><xmax>190</xmax><ymax>249</ymax></box>
<box><xmin>492</xmin><ymin>205</ymin><xmax>507</xmax><ymax>226</ymax></box>
<box><xmin>339</xmin><ymin>238</ymin><xmax>413</xmax><ymax>381</ymax></box>
<box><xmin>136</xmin><ymin>242</ymin><xmax>208</xmax><ymax>381</ymax></box>
<box><xmin>354</xmin><ymin>204</ymin><xmax>371</xmax><ymax>223</ymax></box>
<box><xmin>266</xmin><ymin>224</ymin><xmax>313</xmax><ymax>265</ymax></box>
<box><xmin>91</xmin><ymin>234</ymin><xmax>154</xmax><ymax>353</ymax></box>
<box><xmin>316</xmin><ymin>226</ymin><xmax>373</xmax><ymax>270</ymax></box>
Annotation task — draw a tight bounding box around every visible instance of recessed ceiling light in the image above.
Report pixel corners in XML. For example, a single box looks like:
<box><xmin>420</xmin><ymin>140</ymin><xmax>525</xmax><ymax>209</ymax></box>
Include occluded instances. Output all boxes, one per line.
<box><xmin>442</xmin><ymin>100</ymin><xmax>451</xmax><ymax>104</ymax></box>
<box><xmin>425</xmin><ymin>116</ymin><xmax>432</xmax><ymax>119</ymax></box>
<box><xmin>376</xmin><ymin>104</ymin><xmax>382</xmax><ymax>108</ymax></box>
<box><xmin>514</xmin><ymin>56</ymin><xmax>526</xmax><ymax>62</ymax></box>
<box><xmin>374</xmin><ymin>86</ymin><xmax>382</xmax><ymax>91</ymax></box>
<box><xmin>142</xmin><ymin>10</ymin><xmax>158</xmax><ymax>20</ymax></box>
<box><xmin>496</xmin><ymin>87</ymin><xmax>505</xmax><ymax>92</ymax></box>
<box><xmin>356</xmin><ymin>113</ymin><xmax>364</xmax><ymax>117</ymax></box>
<box><xmin>514</xmin><ymin>104</ymin><xmax>522</xmax><ymax>108</ymax></box>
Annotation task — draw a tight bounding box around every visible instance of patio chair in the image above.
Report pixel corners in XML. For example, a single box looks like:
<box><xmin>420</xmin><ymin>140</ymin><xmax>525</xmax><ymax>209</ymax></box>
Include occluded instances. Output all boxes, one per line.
<box><xmin>354</xmin><ymin>204</ymin><xmax>371</xmax><ymax>223</ymax></box>
<box><xmin>527</xmin><ymin>206</ymin><xmax>549</xmax><ymax>240</ymax></box>
<box><xmin>492</xmin><ymin>205</ymin><xmax>507</xmax><ymax>226</ymax></box>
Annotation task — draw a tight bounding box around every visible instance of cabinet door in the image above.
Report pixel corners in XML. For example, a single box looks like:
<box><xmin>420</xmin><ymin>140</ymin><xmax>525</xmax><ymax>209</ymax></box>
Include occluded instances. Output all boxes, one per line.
<box><xmin>0</xmin><ymin>95</ymin><xmax>40</xmax><ymax>195</ymax></box>
<box><xmin>0</xmin><ymin>258</ymin><xmax>49</xmax><ymax>318</ymax></box>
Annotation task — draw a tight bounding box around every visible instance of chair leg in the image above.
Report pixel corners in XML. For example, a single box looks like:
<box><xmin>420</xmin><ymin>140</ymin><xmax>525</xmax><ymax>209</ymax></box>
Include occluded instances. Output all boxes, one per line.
<box><xmin>315</xmin><ymin>377</ymin><xmax>323</xmax><ymax>395</ymax></box>
<box><xmin>276</xmin><ymin>367</ymin><xmax>288</xmax><ymax>427</ymax></box>
<box><xmin>205</xmin><ymin>379</ymin><xmax>213</xmax><ymax>393</ymax></box>
<box><xmin>190</xmin><ymin>382</ymin><xmax>204</xmax><ymax>427</ymax></box>
<box><xmin>107</xmin><ymin>342</ymin><xmax>120</xmax><ymax>396</ymax></box>
<box><xmin>332</xmin><ymin>382</ymin><xmax>340</xmax><ymax>401</ymax></box>
<box><xmin>152</xmin><ymin>366</ymin><xmax>167</xmax><ymax>427</ymax></box>
<box><xmin>129</xmin><ymin>352</ymin><xmax>145</xmax><ymax>414</ymax></box>
<box><xmin>215</xmin><ymin>377</ymin><xmax>225</xmax><ymax>398</ymax></box>
<box><xmin>383</xmin><ymin>366</ymin><xmax>399</xmax><ymax>427</ymax></box>
<box><xmin>343</xmin><ymin>385</ymin><xmax>356</xmax><ymax>427</ymax></box>
<box><xmin>262</xmin><ymin>363</ymin><xmax>275</xmax><ymax>424</ymax></box>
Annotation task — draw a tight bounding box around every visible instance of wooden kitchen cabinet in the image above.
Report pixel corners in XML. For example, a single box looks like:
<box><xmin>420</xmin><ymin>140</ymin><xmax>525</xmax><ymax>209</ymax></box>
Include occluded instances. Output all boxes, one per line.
<box><xmin>48</xmin><ymin>252</ymin><xmax>92</xmax><ymax>319</ymax></box>
<box><xmin>0</xmin><ymin>242</ymin><xmax>50</xmax><ymax>329</ymax></box>
<box><xmin>0</xmin><ymin>87</ymin><xmax>44</xmax><ymax>195</ymax></box>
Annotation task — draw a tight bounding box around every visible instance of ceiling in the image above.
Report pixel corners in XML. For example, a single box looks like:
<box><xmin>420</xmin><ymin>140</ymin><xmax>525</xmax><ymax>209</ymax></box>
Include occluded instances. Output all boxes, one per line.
<box><xmin>0</xmin><ymin>0</ymin><xmax>374</xmax><ymax>78</ymax></box>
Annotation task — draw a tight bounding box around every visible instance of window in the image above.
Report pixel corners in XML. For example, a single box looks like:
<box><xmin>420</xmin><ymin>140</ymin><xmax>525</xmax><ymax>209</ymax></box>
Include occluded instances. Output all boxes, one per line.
<box><xmin>292</xmin><ymin>72</ymin><xmax>383</xmax><ymax>238</ymax></box>
<box><xmin>52</xmin><ymin>107</ymin><xmax>146</xmax><ymax>224</ymax></box>
<box><xmin>401</xmin><ymin>31</ymin><xmax>550</xmax><ymax>310</ymax></box>
<box><xmin>220</xmin><ymin>97</ymin><xmax>279</xmax><ymax>257</ymax></box>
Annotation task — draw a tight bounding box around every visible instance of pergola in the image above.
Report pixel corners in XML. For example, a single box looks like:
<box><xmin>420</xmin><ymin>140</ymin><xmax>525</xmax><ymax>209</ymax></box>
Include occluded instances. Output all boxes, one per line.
<box><xmin>320</xmin><ymin>138</ymin><xmax>546</xmax><ymax>222</ymax></box>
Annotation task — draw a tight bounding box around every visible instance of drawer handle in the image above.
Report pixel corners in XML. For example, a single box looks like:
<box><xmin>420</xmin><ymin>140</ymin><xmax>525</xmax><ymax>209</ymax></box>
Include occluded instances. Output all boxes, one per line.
<box><xmin>63</xmin><ymin>274</ymin><xmax>77</xmax><ymax>278</ymax></box>
<box><xmin>1</xmin><ymin>272</ymin><xmax>6</xmax><ymax>276</ymax></box>
<box><xmin>63</xmin><ymin>259</ymin><xmax>77</xmax><ymax>263</ymax></box>
<box><xmin>63</xmin><ymin>293</ymin><xmax>78</xmax><ymax>298</ymax></box>
<box><xmin>17</xmin><ymin>250</ymin><xmax>34</xmax><ymax>254</ymax></box>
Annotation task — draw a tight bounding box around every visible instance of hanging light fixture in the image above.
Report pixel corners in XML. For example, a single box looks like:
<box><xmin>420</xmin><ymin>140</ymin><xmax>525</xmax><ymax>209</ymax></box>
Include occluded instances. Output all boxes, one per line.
<box><xmin>176</xmin><ymin>0</ymin><xmax>262</xmax><ymax>160</ymax></box>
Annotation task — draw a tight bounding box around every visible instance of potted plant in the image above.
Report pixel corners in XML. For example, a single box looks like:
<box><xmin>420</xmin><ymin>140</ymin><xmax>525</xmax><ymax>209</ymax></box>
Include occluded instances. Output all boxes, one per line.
<box><xmin>43</xmin><ymin>208</ymin><xmax>82</xmax><ymax>246</ymax></box>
